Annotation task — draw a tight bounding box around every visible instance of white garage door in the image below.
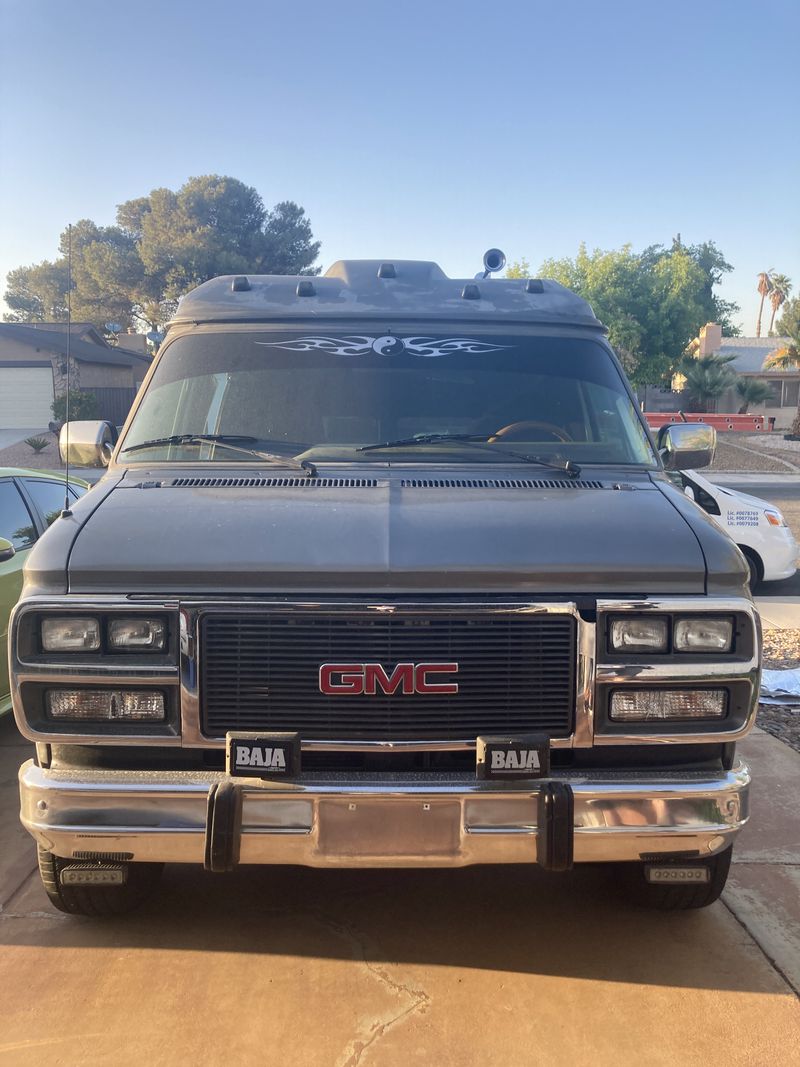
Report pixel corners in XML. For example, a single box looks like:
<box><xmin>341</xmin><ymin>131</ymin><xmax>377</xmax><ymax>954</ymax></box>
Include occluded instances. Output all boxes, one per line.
<box><xmin>0</xmin><ymin>367</ymin><xmax>55</xmax><ymax>429</ymax></box>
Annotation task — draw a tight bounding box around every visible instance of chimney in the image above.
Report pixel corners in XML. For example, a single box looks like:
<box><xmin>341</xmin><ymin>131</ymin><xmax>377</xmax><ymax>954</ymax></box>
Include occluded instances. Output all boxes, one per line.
<box><xmin>698</xmin><ymin>322</ymin><xmax>723</xmax><ymax>356</ymax></box>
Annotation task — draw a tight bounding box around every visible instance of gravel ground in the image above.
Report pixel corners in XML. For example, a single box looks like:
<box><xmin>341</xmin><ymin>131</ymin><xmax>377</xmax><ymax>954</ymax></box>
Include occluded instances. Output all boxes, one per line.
<box><xmin>709</xmin><ymin>433</ymin><xmax>800</xmax><ymax>472</ymax></box>
<box><xmin>0</xmin><ymin>434</ymin><xmax>64</xmax><ymax>471</ymax></box>
<box><xmin>758</xmin><ymin>627</ymin><xmax>800</xmax><ymax>753</ymax></box>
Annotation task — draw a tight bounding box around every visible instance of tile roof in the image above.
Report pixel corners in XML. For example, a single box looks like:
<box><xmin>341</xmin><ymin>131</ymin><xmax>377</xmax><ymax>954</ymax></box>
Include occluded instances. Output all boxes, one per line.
<box><xmin>717</xmin><ymin>337</ymin><xmax>791</xmax><ymax>373</ymax></box>
<box><xmin>0</xmin><ymin>322</ymin><xmax>151</xmax><ymax>366</ymax></box>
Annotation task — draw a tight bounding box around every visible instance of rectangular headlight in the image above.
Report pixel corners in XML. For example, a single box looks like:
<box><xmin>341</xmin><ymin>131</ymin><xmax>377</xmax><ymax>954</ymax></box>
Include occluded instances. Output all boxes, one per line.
<box><xmin>108</xmin><ymin>617</ymin><xmax>166</xmax><ymax>651</ymax></box>
<box><xmin>46</xmin><ymin>689</ymin><xmax>166</xmax><ymax>722</ymax></box>
<box><xmin>609</xmin><ymin>616</ymin><xmax>669</xmax><ymax>652</ymax></box>
<box><xmin>674</xmin><ymin>617</ymin><xmax>733</xmax><ymax>652</ymax></box>
<box><xmin>610</xmin><ymin>689</ymin><xmax>727</xmax><ymax>722</ymax></box>
<box><xmin>41</xmin><ymin>617</ymin><xmax>100</xmax><ymax>652</ymax></box>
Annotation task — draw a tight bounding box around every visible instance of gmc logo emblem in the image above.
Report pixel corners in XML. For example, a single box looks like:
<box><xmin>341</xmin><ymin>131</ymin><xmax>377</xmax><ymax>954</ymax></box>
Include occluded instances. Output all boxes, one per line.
<box><xmin>319</xmin><ymin>662</ymin><xmax>459</xmax><ymax>696</ymax></box>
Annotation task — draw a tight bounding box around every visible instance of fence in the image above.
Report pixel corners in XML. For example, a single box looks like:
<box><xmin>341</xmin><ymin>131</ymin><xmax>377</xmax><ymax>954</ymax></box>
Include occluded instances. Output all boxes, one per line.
<box><xmin>86</xmin><ymin>387</ymin><xmax>137</xmax><ymax>427</ymax></box>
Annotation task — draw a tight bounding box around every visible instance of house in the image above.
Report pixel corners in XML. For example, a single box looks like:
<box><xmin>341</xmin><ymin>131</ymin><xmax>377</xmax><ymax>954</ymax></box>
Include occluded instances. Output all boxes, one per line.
<box><xmin>0</xmin><ymin>322</ymin><xmax>151</xmax><ymax>430</ymax></box>
<box><xmin>691</xmin><ymin>323</ymin><xmax>797</xmax><ymax>428</ymax></box>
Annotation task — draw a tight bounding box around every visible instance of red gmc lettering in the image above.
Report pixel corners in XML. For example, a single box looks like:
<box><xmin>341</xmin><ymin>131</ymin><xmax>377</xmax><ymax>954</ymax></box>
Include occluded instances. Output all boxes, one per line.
<box><xmin>319</xmin><ymin>663</ymin><xmax>459</xmax><ymax>695</ymax></box>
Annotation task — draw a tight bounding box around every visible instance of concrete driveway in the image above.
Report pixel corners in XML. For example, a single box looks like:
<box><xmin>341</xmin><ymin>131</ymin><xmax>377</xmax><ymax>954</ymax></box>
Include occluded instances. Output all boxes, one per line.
<box><xmin>0</xmin><ymin>717</ymin><xmax>798</xmax><ymax>1066</ymax></box>
<box><xmin>0</xmin><ymin>429</ymin><xmax>40</xmax><ymax>451</ymax></box>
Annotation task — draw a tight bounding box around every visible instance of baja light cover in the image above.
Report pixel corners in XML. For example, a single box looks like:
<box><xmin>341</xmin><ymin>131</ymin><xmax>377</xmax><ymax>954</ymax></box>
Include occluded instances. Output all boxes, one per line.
<box><xmin>610</xmin><ymin>689</ymin><xmax>727</xmax><ymax>722</ymax></box>
<box><xmin>109</xmin><ymin>617</ymin><xmax>166</xmax><ymax>651</ymax></box>
<box><xmin>609</xmin><ymin>616</ymin><xmax>669</xmax><ymax>652</ymax></box>
<box><xmin>41</xmin><ymin>617</ymin><xmax>101</xmax><ymax>652</ymax></box>
<box><xmin>673</xmin><ymin>617</ymin><xmax>733</xmax><ymax>652</ymax></box>
<box><xmin>47</xmin><ymin>689</ymin><xmax>166</xmax><ymax>722</ymax></box>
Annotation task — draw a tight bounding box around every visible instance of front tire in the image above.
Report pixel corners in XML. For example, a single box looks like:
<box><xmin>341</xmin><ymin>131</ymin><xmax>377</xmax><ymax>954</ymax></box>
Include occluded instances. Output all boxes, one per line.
<box><xmin>626</xmin><ymin>846</ymin><xmax>733</xmax><ymax>910</ymax></box>
<box><xmin>37</xmin><ymin>847</ymin><xmax>163</xmax><ymax>917</ymax></box>
<box><xmin>741</xmin><ymin>548</ymin><xmax>762</xmax><ymax>592</ymax></box>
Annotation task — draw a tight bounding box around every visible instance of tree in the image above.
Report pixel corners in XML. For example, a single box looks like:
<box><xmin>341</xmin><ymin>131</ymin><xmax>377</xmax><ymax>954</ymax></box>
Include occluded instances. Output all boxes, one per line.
<box><xmin>767</xmin><ymin>273</ymin><xmax>792</xmax><ymax>334</ymax></box>
<box><xmin>735</xmin><ymin>378</ymin><xmax>774</xmax><ymax>413</ymax></box>
<box><xmin>679</xmin><ymin>354</ymin><xmax>738</xmax><ymax>412</ymax></box>
<box><xmin>756</xmin><ymin>271</ymin><xmax>773</xmax><ymax>337</ymax></box>
<box><xmin>4</xmin><ymin>175</ymin><xmax>321</xmax><ymax>334</ymax></box>
<box><xmin>508</xmin><ymin>241</ymin><xmax>723</xmax><ymax>385</ymax></box>
<box><xmin>765</xmin><ymin>303</ymin><xmax>800</xmax><ymax>434</ymax></box>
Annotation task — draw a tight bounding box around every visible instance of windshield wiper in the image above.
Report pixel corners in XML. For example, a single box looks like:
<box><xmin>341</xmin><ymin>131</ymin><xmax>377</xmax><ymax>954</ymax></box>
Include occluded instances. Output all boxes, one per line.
<box><xmin>357</xmin><ymin>433</ymin><xmax>581</xmax><ymax>477</ymax></box>
<box><xmin>120</xmin><ymin>434</ymin><xmax>317</xmax><ymax>477</ymax></box>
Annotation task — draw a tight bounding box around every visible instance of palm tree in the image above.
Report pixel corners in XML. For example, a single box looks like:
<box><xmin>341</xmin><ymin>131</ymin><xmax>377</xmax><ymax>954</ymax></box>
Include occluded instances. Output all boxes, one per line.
<box><xmin>756</xmin><ymin>271</ymin><xmax>773</xmax><ymax>337</ymax></box>
<box><xmin>680</xmin><ymin>354</ymin><xmax>738</xmax><ymax>411</ymax></box>
<box><xmin>767</xmin><ymin>274</ymin><xmax>792</xmax><ymax>334</ymax></box>
<box><xmin>735</xmin><ymin>378</ymin><xmax>774</xmax><ymax>413</ymax></box>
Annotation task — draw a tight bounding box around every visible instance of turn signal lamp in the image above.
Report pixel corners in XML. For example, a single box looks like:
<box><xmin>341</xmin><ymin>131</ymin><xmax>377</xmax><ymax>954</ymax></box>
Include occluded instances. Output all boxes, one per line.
<box><xmin>46</xmin><ymin>689</ymin><xmax>165</xmax><ymax>722</ymax></box>
<box><xmin>610</xmin><ymin>689</ymin><xmax>727</xmax><ymax>722</ymax></box>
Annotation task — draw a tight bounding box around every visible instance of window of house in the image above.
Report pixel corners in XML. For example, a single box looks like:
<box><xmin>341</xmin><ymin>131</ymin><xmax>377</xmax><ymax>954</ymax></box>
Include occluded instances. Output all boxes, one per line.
<box><xmin>764</xmin><ymin>380</ymin><xmax>783</xmax><ymax>407</ymax></box>
<box><xmin>782</xmin><ymin>380</ymin><xmax>800</xmax><ymax>407</ymax></box>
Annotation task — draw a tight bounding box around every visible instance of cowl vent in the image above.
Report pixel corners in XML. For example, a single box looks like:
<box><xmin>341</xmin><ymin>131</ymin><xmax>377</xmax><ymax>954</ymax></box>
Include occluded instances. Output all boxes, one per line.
<box><xmin>170</xmin><ymin>477</ymin><xmax>379</xmax><ymax>489</ymax></box>
<box><xmin>400</xmin><ymin>478</ymin><xmax>605</xmax><ymax>490</ymax></box>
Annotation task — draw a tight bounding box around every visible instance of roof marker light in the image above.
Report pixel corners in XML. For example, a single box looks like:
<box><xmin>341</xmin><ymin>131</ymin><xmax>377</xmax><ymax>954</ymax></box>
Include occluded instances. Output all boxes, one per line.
<box><xmin>231</xmin><ymin>276</ymin><xmax>251</xmax><ymax>292</ymax></box>
<box><xmin>377</xmin><ymin>263</ymin><xmax>397</xmax><ymax>279</ymax></box>
<box><xmin>461</xmin><ymin>283</ymin><xmax>481</xmax><ymax>300</ymax></box>
<box><xmin>296</xmin><ymin>280</ymin><xmax>316</xmax><ymax>297</ymax></box>
<box><xmin>525</xmin><ymin>279</ymin><xmax>545</xmax><ymax>294</ymax></box>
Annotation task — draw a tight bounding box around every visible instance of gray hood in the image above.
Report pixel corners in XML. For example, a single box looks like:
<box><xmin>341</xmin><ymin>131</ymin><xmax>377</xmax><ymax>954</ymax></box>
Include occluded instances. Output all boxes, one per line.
<box><xmin>51</xmin><ymin>469</ymin><xmax>728</xmax><ymax>596</ymax></box>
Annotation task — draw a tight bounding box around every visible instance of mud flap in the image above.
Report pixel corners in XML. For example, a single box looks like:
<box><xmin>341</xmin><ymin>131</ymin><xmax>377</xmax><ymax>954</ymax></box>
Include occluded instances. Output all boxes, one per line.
<box><xmin>537</xmin><ymin>781</ymin><xmax>574</xmax><ymax>871</ymax></box>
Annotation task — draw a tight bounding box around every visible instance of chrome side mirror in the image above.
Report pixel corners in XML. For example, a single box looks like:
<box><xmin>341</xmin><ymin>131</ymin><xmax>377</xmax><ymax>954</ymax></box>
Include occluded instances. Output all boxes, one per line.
<box><xmin>59</xmin><ymin>421</ymin><xmax>116</xmax><ymax>468</ymax></box>
<box><xmin>658</xmin><ymin>423</ymin><xmax>716</xmax><ymax>470</ymax></box>
<box><xmin>0</xmin><ymin>537</ymin><xmax>15</xmax><ymax>563</ymax></box>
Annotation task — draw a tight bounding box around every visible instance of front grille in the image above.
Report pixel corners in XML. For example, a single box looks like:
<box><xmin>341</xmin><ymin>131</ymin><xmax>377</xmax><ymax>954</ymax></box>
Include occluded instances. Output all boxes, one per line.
<box><xmin>200</xmin><ymin>611</ymin><xmax>576</xmax><ymax>740</ymax></box>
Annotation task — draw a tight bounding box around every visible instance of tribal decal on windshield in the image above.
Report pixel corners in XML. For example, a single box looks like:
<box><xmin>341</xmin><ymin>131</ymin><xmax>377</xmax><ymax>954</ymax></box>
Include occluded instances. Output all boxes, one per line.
<box><xmin>255</xmin><ymin>336</ymin><xmax>511</xmax><ymax>357</ymax></box>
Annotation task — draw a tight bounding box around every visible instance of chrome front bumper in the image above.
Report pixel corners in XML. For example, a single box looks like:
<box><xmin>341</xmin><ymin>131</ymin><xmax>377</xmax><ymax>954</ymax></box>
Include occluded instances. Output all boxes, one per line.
<box><xmin>19</xmin><ymin>760</ymin><xmax>750</xmax><ymax>868</ymax></box>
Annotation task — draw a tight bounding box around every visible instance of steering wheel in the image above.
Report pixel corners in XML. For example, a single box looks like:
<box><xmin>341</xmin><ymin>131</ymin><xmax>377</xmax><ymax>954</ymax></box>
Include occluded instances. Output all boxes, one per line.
<box><xmin>489</xmin><ymin>420</ymin><xmax>574</xmax><ymax>443</ymax></box>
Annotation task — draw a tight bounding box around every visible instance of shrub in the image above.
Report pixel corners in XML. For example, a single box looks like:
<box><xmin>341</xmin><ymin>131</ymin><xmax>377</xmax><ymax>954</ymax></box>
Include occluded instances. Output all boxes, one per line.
<box><xmin>51</xmin><ymin>390</ymin><xmax>98</xmax><ymax>421</ymax></box>
<box><xmin>24</xmin><ymin>436</ymin><xmax>50</xmax><ymax>453</ymax></box>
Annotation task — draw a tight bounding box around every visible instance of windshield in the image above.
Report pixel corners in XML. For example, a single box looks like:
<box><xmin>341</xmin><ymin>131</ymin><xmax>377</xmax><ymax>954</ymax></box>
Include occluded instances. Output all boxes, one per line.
<box><xmin>119</xmin><ymin>331</ymin><xmax>657</xmax><ymax>467</ymax></box>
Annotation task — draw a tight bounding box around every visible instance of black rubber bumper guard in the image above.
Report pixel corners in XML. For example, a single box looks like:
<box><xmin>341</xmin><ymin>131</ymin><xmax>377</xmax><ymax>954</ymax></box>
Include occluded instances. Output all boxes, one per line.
<box><xmin>204</xmin><ymin>778</ymin><xmax>575</xmax><ymax>873</ymax></box>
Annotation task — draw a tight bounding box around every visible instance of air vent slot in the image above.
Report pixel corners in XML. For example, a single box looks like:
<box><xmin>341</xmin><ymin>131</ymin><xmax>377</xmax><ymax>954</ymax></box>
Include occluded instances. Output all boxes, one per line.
<box><xmin>170</xmin><ymin>477</ymin><xmax>379</xmax><ymax>488</ymax></box>
<box><xmin>400</xmin><ymin>478</ymin><xmax>605</xmax><ymax>490</ymax></box>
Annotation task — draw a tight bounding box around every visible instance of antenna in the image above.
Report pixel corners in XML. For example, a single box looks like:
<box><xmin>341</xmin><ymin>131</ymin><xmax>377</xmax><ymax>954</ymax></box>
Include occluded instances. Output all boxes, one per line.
<box><xmin>61</xmin><ymin>224</ymin><xmax>73</xmax><ymax>518</ymax></box>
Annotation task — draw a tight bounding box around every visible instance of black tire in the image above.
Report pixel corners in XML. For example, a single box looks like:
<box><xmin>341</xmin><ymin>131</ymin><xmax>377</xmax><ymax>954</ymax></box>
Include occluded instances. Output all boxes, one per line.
<box><xmin>627</xmin><ymin>846</ymin><xmax>733</xmax><ymax>910</ymax></box>
<box><xmin>741</xmin><ymin>548</ymin><xmax>762</xmax><ymax>593</ymax></box>
<box><xmin>37</xmin><ymin>847</ymin><xmax>164</xmax><ymax>917</ymax></box>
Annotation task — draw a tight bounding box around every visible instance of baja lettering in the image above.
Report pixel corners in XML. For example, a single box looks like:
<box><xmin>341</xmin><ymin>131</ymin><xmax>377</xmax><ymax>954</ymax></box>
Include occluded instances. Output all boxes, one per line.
<box><xmin>490</xmin><ymin>750</ymin><xmax>541</xmax><ymax>772</ymax></box>
<box><xmin>234</xmin><ymin>746</ymin><xmax>287</xmax><ymax>769</ymax></box>
<box><xmin>319</xmin><ymin>662</ymin><xmax>459</xmax><ymax>695</ymax></box>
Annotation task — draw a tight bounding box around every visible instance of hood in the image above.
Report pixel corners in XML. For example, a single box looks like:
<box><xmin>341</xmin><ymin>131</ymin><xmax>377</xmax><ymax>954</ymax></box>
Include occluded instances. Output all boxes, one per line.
<box><xmin>56</xmin><ymin>468</ymin><xmax>717</xmax><ymax>596</ymax></box>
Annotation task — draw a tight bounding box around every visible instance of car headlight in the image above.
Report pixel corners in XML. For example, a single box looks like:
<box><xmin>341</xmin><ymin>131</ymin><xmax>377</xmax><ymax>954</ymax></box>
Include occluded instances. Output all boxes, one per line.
<box><xmin>41</xmin><ymin>617</ymin><xmax>101</xmax><ymax>652</ymax></box>
<box><xmin>609</xmin><ymin>616</ymin><xmax>669</xmax><ymax>652</ymax></box>
<box><xmin>610</xmin><ymin>689</ymin><xmax>727</xmax><ymax>721</ymax></box>
<box><xmin>674</xmin><ymin>617</ymin><xmax>733</xmax><ymax>652</ymax></box>
<box><xmin>108</xmin><ymin>617</ymin><xmax>166</xmax><ymax>651</ymax></box>
<box><xmin>764</xmin><ymin>509</ymin><xmax>786</xmax><ymax>527</ymax></box>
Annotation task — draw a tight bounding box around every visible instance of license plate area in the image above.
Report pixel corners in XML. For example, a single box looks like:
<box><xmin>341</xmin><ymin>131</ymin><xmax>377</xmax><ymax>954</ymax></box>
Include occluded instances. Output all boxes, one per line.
<box><xmin>227</xmin><ymin>732</ymin><xmax>300</xmax><ymax>779</ymax></box>
<box><xmin>317</xmin><ymin>798</ymin><xmax>462</xmax><ymax>859</ymax></box>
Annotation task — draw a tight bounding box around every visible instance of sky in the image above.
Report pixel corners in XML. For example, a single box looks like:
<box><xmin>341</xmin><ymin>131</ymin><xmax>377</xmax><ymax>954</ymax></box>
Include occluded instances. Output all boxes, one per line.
<box><xmin>1</xmin><ymin>0</ymin><xmax>798</xmax><ymax>335</ymax></box>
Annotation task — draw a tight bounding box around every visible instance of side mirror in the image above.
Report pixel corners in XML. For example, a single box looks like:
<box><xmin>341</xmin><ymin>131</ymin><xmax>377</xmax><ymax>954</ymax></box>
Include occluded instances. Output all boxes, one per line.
<box><xmin>0</xmin><ymin>537</ymin><xmax>15</xmax><ymax>563</ymax></box>
<box><xmin>657</xmin><ymin>423</ymin><xmax>716</xmax><ymax>470</ymax></box>
<box><xmin>59</xmin><ymin>421</ymin><xmax>116</xmax><ymax>468</ymax></box>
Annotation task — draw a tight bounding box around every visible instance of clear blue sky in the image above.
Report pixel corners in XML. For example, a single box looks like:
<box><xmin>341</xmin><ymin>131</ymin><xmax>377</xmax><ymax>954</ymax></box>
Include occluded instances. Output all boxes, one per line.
<box><xmin>1</xmin><ymin>0</ymin><xmax>798</xmax><ymax>334</ymax></box>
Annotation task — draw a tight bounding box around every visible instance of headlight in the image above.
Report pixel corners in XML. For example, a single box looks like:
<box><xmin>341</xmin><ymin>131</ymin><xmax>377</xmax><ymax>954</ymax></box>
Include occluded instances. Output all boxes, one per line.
<box><xmin>609</xmin><ymin>616</ymin><xmax>669</xmax><ymax>652</ymax></box>
<box><xmin>764</xmin><ymin>509</ymin><xmax>786</xmax><ymax>527</ymax></box>
<box><xmin>108</xmin><ymin>617</ymin><xmax>166</xmax><ymax>651</ymax></box>
<box><xmin>674</xmin><ymin>617</ymin><xmax>733</xmax><ymax>652</ymax></box>
<box><xmin>610</xmin><ymin>689</ymin><xmax>727</xmax><ymax>721</ymax></box>
<box><xmin>41</xmin><ymin>617</ymin><xmax>100</xmax><ymax>652</ymax></box>
<box><xmin>46</xmin><ymin>689</ymin><xmax>166</xmax><ymax>721</ymax></box>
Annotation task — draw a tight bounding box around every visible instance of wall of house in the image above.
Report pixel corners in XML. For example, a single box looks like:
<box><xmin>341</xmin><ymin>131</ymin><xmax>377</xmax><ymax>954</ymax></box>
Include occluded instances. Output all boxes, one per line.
<box><xmin>79</xmin><ymin>362</ymin><xmax>137</xmax><ymax>388</ymax></box>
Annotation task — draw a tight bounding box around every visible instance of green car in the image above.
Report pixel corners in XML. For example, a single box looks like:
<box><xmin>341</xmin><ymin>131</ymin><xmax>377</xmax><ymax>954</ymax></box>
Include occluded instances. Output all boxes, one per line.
<box><xmin>1</xmin><ymin>468</ymin><xmax>89</xmax><ymax>714</ymax></box>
